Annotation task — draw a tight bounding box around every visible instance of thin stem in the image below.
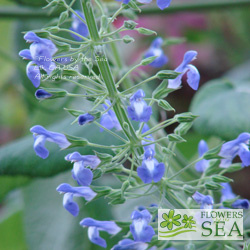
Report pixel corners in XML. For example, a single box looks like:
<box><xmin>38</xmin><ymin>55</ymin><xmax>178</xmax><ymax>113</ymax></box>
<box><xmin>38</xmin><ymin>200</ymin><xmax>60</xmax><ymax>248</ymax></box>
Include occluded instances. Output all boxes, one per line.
<box><xmin>101</xmin><ymin>25</ymin><xmax>125</xmax><ymax>38</ymax></box>
<box><xmin>59</xmin><ymin>28</ymin><xmax>90</xmax><ymax>42</ymax></box>
<box><xmin>122</xmin><ymin>75</ymin><xmax>157</xmax><ymax>95</ymax></box>
<box><xmin>94</xmin><ymin>121</ymin><xmax>128</xmax><ymax>143</ymax></box>
<box><xmin>168</xmin><ymin>157</ymin><xmax>203</xmax><ymax>180</ymax></box>
<box><xmin>50</xmin><ymin>34</ymin><xmax>84</xmax><ymax>45</ymax></box>
<box><xmin>67</xmin><ymin>79</ymin><xmax>103</xmax><ymax>93</ymax></box>
<box><xmin>116</xmin><ymin>62</ymin><xmax>143</xmax><ymax>88</ymax></box>
<box><xmin>108</xmin><ymin>5</ymin><xmax>126</xmax><ymax>25</ymax></box>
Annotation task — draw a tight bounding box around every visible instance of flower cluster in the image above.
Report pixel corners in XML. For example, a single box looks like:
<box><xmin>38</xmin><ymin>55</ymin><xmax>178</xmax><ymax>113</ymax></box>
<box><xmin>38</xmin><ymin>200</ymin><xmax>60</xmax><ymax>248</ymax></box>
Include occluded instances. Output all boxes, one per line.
<box><xmin>21</xmin><ymin>0</ymin><xmax>250</xmax><ymax>249</ymax></box>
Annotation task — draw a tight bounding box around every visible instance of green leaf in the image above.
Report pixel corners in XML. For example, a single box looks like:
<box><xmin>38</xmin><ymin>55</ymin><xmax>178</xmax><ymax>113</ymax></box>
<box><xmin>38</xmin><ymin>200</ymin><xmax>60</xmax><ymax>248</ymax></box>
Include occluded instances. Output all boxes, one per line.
<box><xmin>156</xmin><ymin>70</ymin><xmax>179</xmax><ymax>80</ymax></box>
<box><xmin>0</xmin><ymin>176</ymin><xmax>30</xmax><ymax>202</ymax></box>
<box><xmin>0</xmin><ymin>211</ymin><xmax>27</xmax><ymax>250</ymax></box>
<box><xmin>22</xmin><ymin>173</ymin><xmax>119</xmax><ymax>250</ymax></box>
<box><xmin>168</xmin><ymin>134</ymin><xmax>186</xmax><ymax>143</ymax></box>
<box><xmin>0</xmin><ymin>118</ymin><xmax>119</xmax><ymax>177</ymax></box>
<box><xmin>190</xmin><ymin>79</ymin><xmax>250</xmax><ymax>140</ymax></box>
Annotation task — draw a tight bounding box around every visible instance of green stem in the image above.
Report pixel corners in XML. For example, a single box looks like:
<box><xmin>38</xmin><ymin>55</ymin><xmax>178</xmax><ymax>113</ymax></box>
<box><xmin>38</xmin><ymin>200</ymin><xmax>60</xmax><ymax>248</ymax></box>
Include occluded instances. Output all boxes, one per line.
<box><xmin>82</xmin><ymin>0</ymin><xmax>142</xmax><ymax>149</ymax></box>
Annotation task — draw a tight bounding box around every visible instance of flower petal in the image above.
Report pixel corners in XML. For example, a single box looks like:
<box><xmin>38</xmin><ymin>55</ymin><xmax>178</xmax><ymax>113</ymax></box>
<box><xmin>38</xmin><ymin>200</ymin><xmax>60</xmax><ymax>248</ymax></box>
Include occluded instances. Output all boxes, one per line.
<box><xmin>26</xmin><ymin>61</ymin><xmax>41</xmax><ymax>88</ymax></box>
<box><xmin>156</xmin><ymin>0</ymin><xmax>172</xmax><ymax>10</ymax></box>
<box><xmin>63</xmin><ymin>193</ymin><xmax>79</xmax><ymax>216</ymax></box>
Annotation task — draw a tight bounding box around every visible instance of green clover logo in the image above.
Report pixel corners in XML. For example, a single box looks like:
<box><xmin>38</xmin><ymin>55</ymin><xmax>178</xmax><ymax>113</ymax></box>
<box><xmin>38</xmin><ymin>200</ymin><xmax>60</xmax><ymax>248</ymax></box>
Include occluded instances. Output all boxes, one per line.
<box><xmin>160</xmin><ymin>209</ymin><xmax>181</xmax><ymax>230</ymax></box>
<box><xmin>182</xmin><ymin>214</ymin><xmax>196</xmax><ymax>229</ymax></box>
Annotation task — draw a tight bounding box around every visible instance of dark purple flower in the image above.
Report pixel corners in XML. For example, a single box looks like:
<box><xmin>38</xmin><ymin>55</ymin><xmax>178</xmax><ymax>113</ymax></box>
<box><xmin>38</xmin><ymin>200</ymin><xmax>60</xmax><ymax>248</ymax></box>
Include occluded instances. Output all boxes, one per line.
<box><xmin>78</xmin><ymin>113</ymin><xmax>95</xmax><ymax>125</ymax></box>
<box><xmin>35</xmin><ymin>89</ymin><xmax>53</xmax><ymax>100</ymax></box>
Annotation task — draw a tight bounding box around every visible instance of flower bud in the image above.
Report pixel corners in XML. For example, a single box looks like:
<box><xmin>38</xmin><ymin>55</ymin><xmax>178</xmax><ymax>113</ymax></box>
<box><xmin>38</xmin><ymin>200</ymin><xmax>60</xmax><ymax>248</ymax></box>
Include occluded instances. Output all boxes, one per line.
<box><xmin>35</xmin><ymin>88</ymin><xmax>67</xmax><ymax>100</ymax></box>
<box><xmin>137</xmin><ymin>27</ymin><xmax>157</xmax><ymax>36</ymax></box>
<box><xmin>157</xmin><ymin>99</ymin><xmax>175</xmax><ymax>111</ymax></box>
<box><xmin>124</xmin><ymin>20</ymin><xmax>138</xmax><ymax>30</ymax></box>
<box><xmin>156</xmin><ymin>70</ymin><xmax>179</xmax><ymax>80</ymax></box>
<box><xmin>122</xmin><ymin>35</ymin><xmax>134</xmax><ymax>44</ymax></box>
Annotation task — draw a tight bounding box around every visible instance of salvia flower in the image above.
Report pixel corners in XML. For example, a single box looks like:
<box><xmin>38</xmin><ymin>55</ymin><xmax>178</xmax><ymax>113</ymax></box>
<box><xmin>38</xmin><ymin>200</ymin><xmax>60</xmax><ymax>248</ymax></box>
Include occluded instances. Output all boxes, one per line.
<box><xmin>30</xmin><ymin>125</ymin><xmax>70</xmax><ymax>159</ymax></box>
<box><xmin>78</xmin><ymin>113</ymin><xmax>95</xmax><ymax>125</ymax></box>
<box><xmin>35</xmin><ymin>89</ymin><xmax>53</xmax><ymax>100</ymax></box>
<box><xmin>65</xmin><ymin>152</ymin><xmax>101</xmax><ymax>186</ymax></box>
<box><xmin>127</xmin><ymin>89</ymin><xmax>152</xmax><ymax>122</ymax></box>
<box><xmin>111</xmin><ymin>239</ymin><xmax>148</xmax><ymax>250</ymax></box>
<box><xmin>192</xmin><ymin>191</ymin><xmax>214</xmax><ymax>209</ymax></box>
<box><xmin>141</xmin><ymin>123</ymin><xmax>155</xmax><ymax>152</ymax></box>
<box><xmin>80</xmin><ymin>218</ymin><xmax>121</xmax><ymax>248</ymax></box>
<box><xmin>195</xmin><ymin>140</ymin><xmax>210</xmax><ymax>172</ymax></box>
<box><xmin>19</xmin><ymin>32</ymin><xmax>58</xmax><ymax>87</ymax></box>
<box><xmin>144</xmin><ymin>37</ymin><xmax>168</xmax><ymax>68</ymax></box>
<box><xmin>137</xmin><ymin>148</ymin><xmax>165</xmax><ymax>184</ymax></box>
<box><xmin>219</xmin><ymin>132</ymin><xmax>250</xmax><ymax>168</ymax></box>
<box><xmin>130</xmin><ymin>209</ymin><xmax>155</xmax><ymax>242</ymax></box>
<box><xmin>138</xmin><ymin>0</ymin><xmax>172</xmax><ymax>10</ymax></box>
<box><xmin>56</xmin><ymin>183</ymin><xmax>97</xmax><ymax>216</ymax></box>
<box><xmin>221</xmin><ymin>183</ymin><xmax>249</xmax><ymax>209</ymax></box>
<box><xmin>70</xmin><ymin>11</ymin><xmax>89</xmax><ymax>40</ymax></box>
<box><xmin>100</xmin><ymin>100</ymin><xmax>122</xmax><ymax>131</ymax></box>
<box><xmin>168</xmin><ymin>50</ymin><xmax>200</xmax><ymax>90</ymax></box>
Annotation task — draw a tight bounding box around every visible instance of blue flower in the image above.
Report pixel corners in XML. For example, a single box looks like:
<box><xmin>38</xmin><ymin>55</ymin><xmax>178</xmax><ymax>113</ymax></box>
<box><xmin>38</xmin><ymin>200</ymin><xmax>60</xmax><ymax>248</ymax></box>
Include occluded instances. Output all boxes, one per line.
<box><xmin>80</xmin><ymin>218</ymin><xmax>121</xmax><ymax>248</ymax></box>
<box><xmin>121</xmin><ymin>0</ymin><xmax>172</xmax><ymax>10</ymax></box>
<box><xmin>30</xmin><ymin>125</ymin><xmax>70</xmax><ymax>159</ymax></box>
<box><xmin>19</xmin><ymin>32</ymin><xmax>58</xmax><ymax>87</ymax></box>
<box><xmin>137</xmin><ymin>148</ymin><xmax>165</xmax><ymax>184</ymax></box>
<box><xmin>56</xmin><ymin>183</ymin><xmax>97</xmax><ymax>216</ymax></box>
<box><xmin>127</xmin><ymin>89</ymin><xmax>152</xmax><ymax>122</ymax></box>
<box><xmin>219</xmin><ymin>132</ymin><xmax>250</xmax><ymax>168</ymax></box>
<box><xmin>141</xmin><ymin>124</ymin><xmax>155</xmax><ymax>152</ymax></box>
<box><xmin>168</xmin><ymin>50</ymin><xmax>200</xmax><ymax>90</ymax></box>
<box><xmin>144</xmin><ymin>37</ymin><xmax>168</xmax><ymax>68</ymax></box>
<box><xmin>192</xmin><ymin>191</ymin><xmax>214</xmax><ymax>209</ymax></box>
<box><xmin>100</xmin><ymin>100</ymin><xmax>122</xmax><ymax>131</ymax></box>
<box><xmin>111</xmin><ymin>239</ymin><xmax>148</xmax><ymax>250</ymax></box>
<box><xmin>65</xmin><ymin>152</ymin><xmax>101</xmax><ymax>186</ymax></box>
<box><xmin>221</xmin><ymin>183</ymin><xmax>249</xmax><ymax>209</ymax></box>
<box><xmin>35</xmin><ymin>89</ymin><xmax>52</xmax><ymax>100</ymax></box>
<box><xmin>130</xmin><ymin>209</ymin><xmax>155</xmax><ymax>242</ymax></box>
<box><xmin>195</xmin><ymin>140</ymin><xmax>210</xmax><ymax>172</ymax></box>
<box><xmin>70</xmin><ymin>11</ymin><xmax>89</xmax><ymax>40</ymax></box>
<box><xmin>78</xmin><ymin>113</ymin><xmax>95</xmax><ymax>125</ymax></box>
